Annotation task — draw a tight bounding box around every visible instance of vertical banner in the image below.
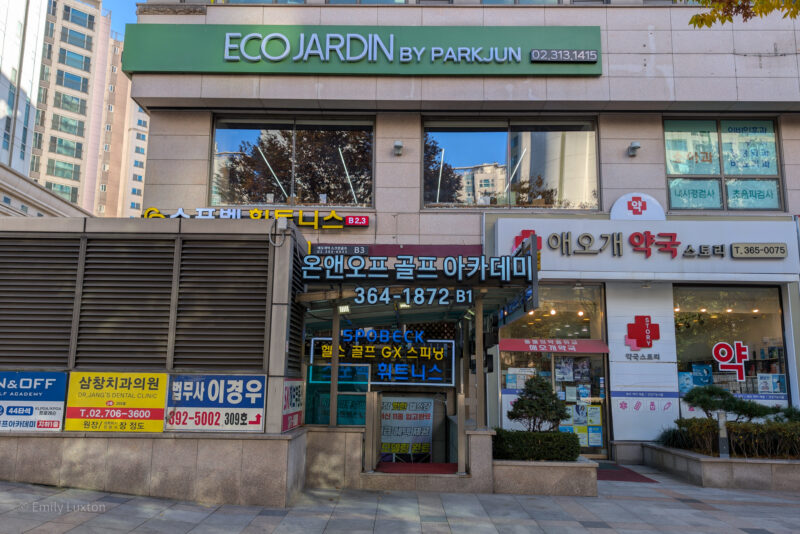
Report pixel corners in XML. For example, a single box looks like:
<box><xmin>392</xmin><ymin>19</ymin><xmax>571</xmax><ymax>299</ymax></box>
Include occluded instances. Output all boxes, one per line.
<box><xmin>0</xmin><ymin>372</ymin><xmax>67</xmax><ymax>432</ymax></box>
<box><xmin>65</xmin><ymin>372</ymin><xmax>167</xmax><ymax>432</ymax></box>
<box><xmin>282</xmin><ymin>378</ymin><xmax>304</xmax><ymax>433</ymax></box>
<box><xmin>166</xmin><ymin>375</ymin><xmax>266</xmax><ymax>432</ymax></box>
<box><xmin>380</xmin><ymin>396</ymin><xmax>434</xmax><ymax>459</ymax></box>
<box><xmin>606</xmin><ymin>282</ymin><xmax>680</xmax><ymax>440</ymax></box>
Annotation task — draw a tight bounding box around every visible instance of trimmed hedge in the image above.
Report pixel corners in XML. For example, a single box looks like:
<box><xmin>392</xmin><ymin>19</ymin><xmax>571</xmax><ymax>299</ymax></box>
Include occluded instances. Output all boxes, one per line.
<box><xmin>493</xmin><ymin>428</ymin><xmax>580</xmax><ymax>461</ymax></box>
<box><xmin>658</xmin><ymin>418</ymin><xmax>800</xmax><ymax>459</ymax></box>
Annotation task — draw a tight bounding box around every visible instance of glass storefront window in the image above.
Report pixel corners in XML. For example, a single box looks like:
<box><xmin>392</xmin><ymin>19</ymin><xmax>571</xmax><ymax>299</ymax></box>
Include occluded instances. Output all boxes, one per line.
<box><xmin>212</xmin><ymin>119</ymin><xmax>373</xmax><ymax>207</ymax></box>
<box><xmin>499</xmin><ymin>284</ymin><xmax>605</xmax><ymax>340</ymax></box>
<box><xmin>423</xmin><ymin>122</ymin><xmax>598</xmax><ymax>209</ymax></box>
<box><xmin>664</xmin><ymin>119</ymin><xmax>781</xmax><ymax>211</ymax></box>
<box><xmin>498</xmin><ymin>284</ymin><xmax>607</xmax><ymax>456</ymax></box>
<box><xmin>305</xmin><ymin>364</ymin><xmax>369</xmax><ymax>425</ymax></box>
<box><xmin>673</xmin><ymin>286</ymin><xmax>789</xmax><ymax>403</ymax></box>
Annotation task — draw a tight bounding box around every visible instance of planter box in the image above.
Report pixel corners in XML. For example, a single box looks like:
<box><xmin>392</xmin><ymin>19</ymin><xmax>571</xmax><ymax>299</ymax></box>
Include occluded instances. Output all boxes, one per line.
<box><xmin>643</xmin><ymin>443</ymin><xmax>800</xmax><ymax>492</ymax></box>
<box><xmin>493</xmin><ymin>457</ymin><xmax>597</xmax><ymax>496</ymax></box>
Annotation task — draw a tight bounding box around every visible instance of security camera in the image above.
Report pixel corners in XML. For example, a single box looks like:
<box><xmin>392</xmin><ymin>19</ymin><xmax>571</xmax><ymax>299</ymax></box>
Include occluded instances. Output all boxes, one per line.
<box><xmin>627</xmin><ymin>141</ymin><xmax>641</xmax><ymax>157</ymax></box>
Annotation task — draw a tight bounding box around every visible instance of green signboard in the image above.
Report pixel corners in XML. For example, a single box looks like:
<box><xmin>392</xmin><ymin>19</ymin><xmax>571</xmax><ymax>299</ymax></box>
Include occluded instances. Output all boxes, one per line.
<box><xmin>122</xmin><ymin>24</ymin><xmax>602</xmax><ymax>77</ymax></box>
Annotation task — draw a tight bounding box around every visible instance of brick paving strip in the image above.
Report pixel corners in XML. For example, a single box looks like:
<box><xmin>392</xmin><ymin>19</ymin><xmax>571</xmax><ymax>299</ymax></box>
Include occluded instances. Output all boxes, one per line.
<box><xmin>0</xmin><ymin>464</ymin><xmax>798</xmax><ymax>533</ymax></box>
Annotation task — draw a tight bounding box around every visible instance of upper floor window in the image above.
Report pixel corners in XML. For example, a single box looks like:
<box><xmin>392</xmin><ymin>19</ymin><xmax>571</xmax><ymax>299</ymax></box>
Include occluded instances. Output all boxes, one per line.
<box><xmin>212</xmin><ymin>118</ymin><xmax>373</xmax><ymax>207</ymax></box>
<box><xmin>61</xmin><ymin>27</ymin><xmax>92</xmax><ymax>51</ymax></box>
<box><xmin>58</xmin><ymin>48</ymin><xmax>91</xmax><ymax>72</ymax></box>
<box><xmin>133</xmin><ymin>174</ymin><xmax>143</xmax><ymax>182</ymax></box>
<box><xmin>134</xmin><ymin>160</ymin><xmax>144</xmax><ymax>168</ymax></box>
<box><xmin>51</xmin><ymin>113</ymin><xmax>85</xmax><ymax>137</ymax></box>
<box><xmin>54</xmin><ymin>91</ymin><xmax>87</xmax><ymax>115</ymax></box>
<box><xmin>423</xmin><ymin>121</ymin><xmax>598</xmax><ymax>209</ymax></box>
<box><xmin>56</xmin><ymin>69</ymin><xmax>89</xmax><ymax>93</ymax></box>
<box><xmin>137</xmin><ymin>119</ymin><xmax>148</xmax><ymax>127</ymax></box>
<box><xmin>136</xmin><ymin>133</ymin><xmax>146</xmax><ymax>141</ymax></box>
<box><xmin>46</xmin><ymin>158</ymin><xmax>80</xmax><ymax>181</ymax></box>
<box><xmin>665</xmin><ymin>119</ymin><xmax>781</xmax><ymax>211</ymax></box>
<box><xmin>135</xmin><ymin>146</ymin><xmax>145</xmax><ymax>154</ymax></box>
<box><xmin>49</xmin><ymin>136</ymin><xmax>83</xmax><ymax>159</ymax></box>
<box><xmin>63</xmin><ymin>6</ymin><xmax>95</xmax><ymax>30</ymax></box>
<box><xmin>47</xmin><ymin>0</ymin><xmax>57</xmax><ymax>16</ymax></box>
<box><xmin>45</xmin><ymin>21</ymin><xmax>55</xmax><ymax>39</ymax></box>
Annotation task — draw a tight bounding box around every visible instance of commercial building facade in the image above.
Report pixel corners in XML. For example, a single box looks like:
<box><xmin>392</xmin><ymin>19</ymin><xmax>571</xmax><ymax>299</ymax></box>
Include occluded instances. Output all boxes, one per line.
<box><xmin>0</xmin><ymin>0</ymin><xmax>799</xmax><ymax>504</ymax></box>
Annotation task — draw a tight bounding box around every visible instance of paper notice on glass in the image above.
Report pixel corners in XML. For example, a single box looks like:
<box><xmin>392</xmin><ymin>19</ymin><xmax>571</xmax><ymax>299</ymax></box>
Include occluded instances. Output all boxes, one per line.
<box><xmin>565</xmin><ymin>386</ymin><xmax>577</xmax><ymax>402</ymax></box>
<box><xmin>587</xmin><ymin>405</ymin><xmax>602</xmax><ymax>426</ymax></box>
<box><xmin>575</xmin><ymin>425</ymin><xmax>588</xmax><ymax>447</ymax></box>
<box><xmin>572</xmin><ymin>403</ymin><xmax>588</xmax><ymax>425</ymax></box>
<box><xmin>588</xmin><ymin>426</ymin><xmax>603</xmax><ymax>447</ymax></box>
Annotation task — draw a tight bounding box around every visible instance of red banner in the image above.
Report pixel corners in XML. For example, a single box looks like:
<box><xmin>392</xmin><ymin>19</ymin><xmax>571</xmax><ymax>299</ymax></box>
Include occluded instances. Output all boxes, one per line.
<box><xmin>499</xmin><ymin>338</ymin><xmax>608</xmax><ymax>353</ymax></box>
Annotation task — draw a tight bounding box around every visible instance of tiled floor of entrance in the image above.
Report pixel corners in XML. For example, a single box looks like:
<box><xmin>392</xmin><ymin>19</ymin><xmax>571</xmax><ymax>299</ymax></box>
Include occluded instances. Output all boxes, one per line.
<box><xmin>1</xmin><ymin>464</ymin><xmax>799</xmax><ymax>533</ymax></box>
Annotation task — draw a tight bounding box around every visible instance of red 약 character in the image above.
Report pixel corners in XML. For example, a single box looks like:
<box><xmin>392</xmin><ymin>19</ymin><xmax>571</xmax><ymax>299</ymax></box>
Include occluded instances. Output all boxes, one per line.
<box><xmin>629</xmin><ymin>231</ymin><xmax>656</xmax><ymax>258</ymax></box>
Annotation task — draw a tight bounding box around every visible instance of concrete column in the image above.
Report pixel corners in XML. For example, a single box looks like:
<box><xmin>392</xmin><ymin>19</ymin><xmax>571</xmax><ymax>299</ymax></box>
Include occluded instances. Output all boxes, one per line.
<box><xmin>475</xmin><ymin>297</ymin><xmax>485</xmax><ymax>428</ymax></box>
<box><xmin>329</xmin><ymin>306</ymin><xmax>340</xmax><ymax>427</ymax></box>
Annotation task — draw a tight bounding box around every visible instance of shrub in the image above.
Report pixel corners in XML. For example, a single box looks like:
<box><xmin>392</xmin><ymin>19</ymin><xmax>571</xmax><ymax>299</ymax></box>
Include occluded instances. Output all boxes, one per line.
<box><xmin>660</xmin><ymin>418</ymin><xmax>800</xmax><ymax>459</ymax></box>
<box><xmin>493</xmin><ymin>428</ymin><xmax>580</xmax><ymax>461</ymax></box>
<box><xmin>774</xmin><ymin>406</ymin><xmax>800</xmax><ymax>423</ymax></box>
<box><xmin>682</xmin><ymin>385</ymin><xmax>780</xmax><ymax>421</ymax></box>
<box><xmin>506</xmin><ymin>375</ymin><xmax>569</xmax><ymax>432</ymax></box>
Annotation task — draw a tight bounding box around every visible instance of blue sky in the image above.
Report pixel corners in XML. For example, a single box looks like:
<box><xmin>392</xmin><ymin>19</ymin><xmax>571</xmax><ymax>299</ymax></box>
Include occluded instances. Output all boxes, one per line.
<box><xmin>103</xmin><ymin>0</ymin><xmax>138</xmax><ymax>37</ymax></box>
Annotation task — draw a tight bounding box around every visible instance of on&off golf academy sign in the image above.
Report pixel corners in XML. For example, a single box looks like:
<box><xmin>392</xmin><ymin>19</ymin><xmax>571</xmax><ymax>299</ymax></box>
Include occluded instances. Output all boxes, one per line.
<box><xmin>122</xmin><ymin>25</ymin><xmax>602</xmax><ymax>77</ymax></box>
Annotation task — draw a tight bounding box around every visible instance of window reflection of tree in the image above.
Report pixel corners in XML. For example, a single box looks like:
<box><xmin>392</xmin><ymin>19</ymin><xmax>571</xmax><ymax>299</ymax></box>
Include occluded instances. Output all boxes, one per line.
<box><xmin>214</xmin><ymin>125</ymin><xmax>373</xmax><ymax>206</ymax></box>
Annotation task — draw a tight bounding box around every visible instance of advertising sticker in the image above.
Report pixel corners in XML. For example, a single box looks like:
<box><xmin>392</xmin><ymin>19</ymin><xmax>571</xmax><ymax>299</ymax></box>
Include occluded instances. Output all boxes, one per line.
<box><xmin>65</xmin><ymin>372</ymin><xmax>167</xmax><ymax>432</ymax></box>
<box><xmin>282</xmin><ymin>378</ymin><xmax>304</xmax><ymax>432</ymax></box>
<box><xmin>166</xmin><ymin>375</ymin><xmax>266</xmax><ymax>432</ymax></box>
<box><xmin>380</xmin><ymin>397</ymin><xmax>434</xmax><ymax>458</ymax></box>
<box><xmin>0</xmin><ymin>372</ymin><xmax>67</xmax><ymax>432</ymax></box>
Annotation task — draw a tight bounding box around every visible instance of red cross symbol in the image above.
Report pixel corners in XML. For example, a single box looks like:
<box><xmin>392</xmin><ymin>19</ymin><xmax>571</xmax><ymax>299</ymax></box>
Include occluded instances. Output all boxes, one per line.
<box><xmin>624</xmin><ymin>315</ymin><xmax>660</xmax><ymax>351</ymax></box>
<box><xmin>627</xmin><ymin>196</ymin><xmax>647</xmax><ymax>215</ymax></box>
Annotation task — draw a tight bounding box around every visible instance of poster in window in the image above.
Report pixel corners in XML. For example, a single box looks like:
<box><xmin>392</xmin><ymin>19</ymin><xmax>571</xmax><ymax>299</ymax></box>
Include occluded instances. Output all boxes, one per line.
<box><xmin>692</xmin><ymin>364</ymin><xmax>713</xmax><ymax>386</ymax></box>
<box><xmin>555</xmin><ymin>357</ymin><xmax>574</xmax><ymax>382</ymax></box>
<box><xmin>721</xmin><ymin>120</ymin><xmax>777</xmax><ymax>176</ymax></box>
<box><xmin>669</xmin><ymin>179</ymin><xmax>722</xmax><ymax>209</ymax></box>
<box><xmin>664</xmin><ymin>120</ymin><xmax>720</xmax><ymax>176</ymax></box>
<box><xmin>572</xmin><ymin>403</ymin><xmax>588</xmax><ymax>425</ymax></box>
<box><xmin>574</xmin><ymin>358</ymin><xmax>591</xmax><ymax>382</ymax></box>
<box><xmin>588</xmin><ymin>426</ymin><xmax>603</xmax><ymax>447</ymax></box>
<box><xmin>574</xmin><ymin>425</ymin><xmax>589</xmax><ymax>447</ymax></box>
<box><xmin>725</xmin><ymin>179</ymin><xmax>780</xmax><ymax>210</ymax></box>
<box><xmin>678</xmin><ymin>372</ymin><xmax>694</xmax><ymax>395</ymax></box>
<box><xmin>587</xmin><ymin>405</ymin><xmax>602</xmax><ymax>426</ymax></box>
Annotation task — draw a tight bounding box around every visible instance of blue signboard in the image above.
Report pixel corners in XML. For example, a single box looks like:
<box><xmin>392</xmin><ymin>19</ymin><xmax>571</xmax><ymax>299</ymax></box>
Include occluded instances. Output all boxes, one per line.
<box><xmin>166</xmin><ymin>374</ymin><xmax>266</xmax><ymax>432</ymax></box>
<box><xmin>0</xmin><ymin>372</ymin><xmax>67</xmax><ymax>432</ymax></box>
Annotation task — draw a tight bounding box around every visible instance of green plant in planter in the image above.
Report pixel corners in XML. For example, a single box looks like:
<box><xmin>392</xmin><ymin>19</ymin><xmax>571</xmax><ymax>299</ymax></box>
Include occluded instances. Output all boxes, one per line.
<box><xmin>682</xmin><ymin>385</ymin><xmax>779</xmax><ymax>422</ymax></box>
<box><xmin>507</xmin><ymin>375</ymin><xmax>570</xmax><ymax>432</ymax></box>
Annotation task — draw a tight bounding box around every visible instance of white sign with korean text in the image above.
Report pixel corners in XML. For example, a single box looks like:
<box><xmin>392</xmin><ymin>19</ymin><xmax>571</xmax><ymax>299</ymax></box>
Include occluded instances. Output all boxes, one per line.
<box><xmin>494</xmin><ymin>219</ymin><xmax>800</xmax><ymax>278</ymax></box>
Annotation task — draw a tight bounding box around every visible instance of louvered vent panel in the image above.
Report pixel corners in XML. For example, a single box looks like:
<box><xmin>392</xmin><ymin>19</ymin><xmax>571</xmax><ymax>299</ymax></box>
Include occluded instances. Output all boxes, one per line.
<box><xmin>75</xmin><ymin>239</ymin><xmax>173</xmax><ymax>368</ymax></box>
<box><xmin>173</xmin><ymin>239</ymin><xmax>269</xmax><ymax>369</ymax></box>
<box><xmin>286</xmin><ymin>245</ymin><xmax>306</xmax><ymax>377</ymax></box>
<box><xmin>0</xmin><ymin>238</ymin><xmax>80</xmax><ymax>367</ymax></box>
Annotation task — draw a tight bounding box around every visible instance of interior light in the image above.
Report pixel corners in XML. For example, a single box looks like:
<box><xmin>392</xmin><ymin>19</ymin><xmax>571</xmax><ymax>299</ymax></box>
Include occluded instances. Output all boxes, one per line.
<box><xmin>674</xmin><ymin>307</ymin><xmax>680</xmax><ymax>312</ymax></box>
<box><xmin>710</xmin><ymin>315</ymin><xmax>718</xmax><ymax>319</ymax></box>
<box><xmin>550</xmin><ymin>309</ymin><xmax>557</xmax><ymax>315</ymax></box>
<box><xmin>398</xmin><ymin>303</ymin><xmax>411</xmax><ymax>310</ymax></box>
<box><xmin>726</xmin><ymin>309</ymin><xmax>733</xmax><ymax>313</ymax></box>
<box><xmin>752</xmin><ymin>309</ymin><xmax>759</xmax><ymax>313</ymax></box>
<box><xmin>338</xmin><ymin>304</ymin><xmax>350</xmax><ymax>314</ymax></box>
<box><xmin>577</xmin><ymin>311</ymin><xmax>584</xmax><ymax>317</ymax></box>
<box><xmin>528</xmin><ymin>310</ymin><xmax>535</xmax><ymax>316</ymax></box>
<box><xmin>700</xmin><ymin>308</ymin><xmax>707</xmax><ymax>313</ymax></box>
